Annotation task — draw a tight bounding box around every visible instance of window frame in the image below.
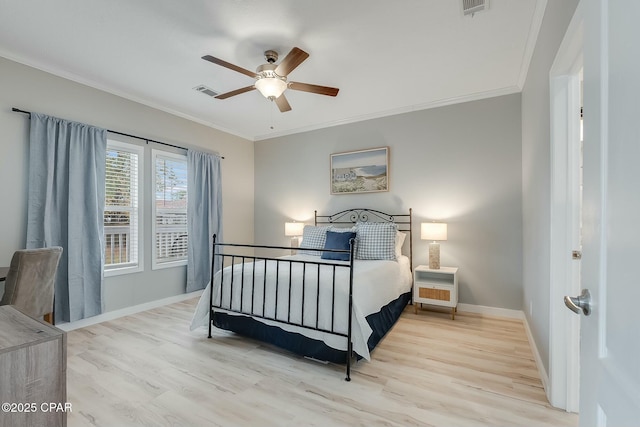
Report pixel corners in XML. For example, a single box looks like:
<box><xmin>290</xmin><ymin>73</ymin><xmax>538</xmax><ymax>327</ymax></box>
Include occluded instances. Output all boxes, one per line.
<box><xmin>104</xmin><ymin>139</ymin><xmax>144</xmax><ymax>277</ymax></box>
<box><xmin>151</xmin><ymin>149</ymin><xmax>188</xmax><ymax>270</ymax></box>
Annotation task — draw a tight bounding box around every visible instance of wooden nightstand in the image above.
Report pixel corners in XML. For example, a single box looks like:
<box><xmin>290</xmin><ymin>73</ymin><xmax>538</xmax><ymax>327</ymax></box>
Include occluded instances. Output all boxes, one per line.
<box><xmin>413</xmin><ymin>265</ymin><xmax>458</xmax><ymax>319</ymax></box>
<box><xmin>0</xmin><ymin>306</ymin><xmax>67</xmax><ymax>427</ymax></box>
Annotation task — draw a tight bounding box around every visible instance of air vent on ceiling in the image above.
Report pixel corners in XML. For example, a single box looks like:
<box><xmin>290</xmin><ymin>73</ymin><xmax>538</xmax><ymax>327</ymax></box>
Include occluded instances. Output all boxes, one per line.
<box><xmin>194</xmin><ymin>85</ymin><xmax>219</xmax><ymax>97</ymax></box>
<box><xmin>462</xmin><ymin>0</ymin><xmax>488</xmax><ymax>16</ymax></box>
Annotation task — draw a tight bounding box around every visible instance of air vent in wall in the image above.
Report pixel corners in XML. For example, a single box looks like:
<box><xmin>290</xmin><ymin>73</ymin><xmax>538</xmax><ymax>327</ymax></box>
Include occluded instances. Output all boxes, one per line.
<box><xmin>193</xmin><ymin>85</ymin><xmax>219</xmax><ymax>97</ymax></box>
<box><xmin>462</xmin><ymin>0</ymin><xmax>488</xmax><ymax>16</ymax></box>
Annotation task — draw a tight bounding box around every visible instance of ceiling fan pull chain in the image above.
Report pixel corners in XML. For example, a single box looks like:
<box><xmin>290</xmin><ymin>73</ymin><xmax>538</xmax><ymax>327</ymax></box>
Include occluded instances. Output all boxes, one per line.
<box><xmin>270</xmin><ymin>100</ymin><xmax>275</xmax><ymax>130</ymax></box>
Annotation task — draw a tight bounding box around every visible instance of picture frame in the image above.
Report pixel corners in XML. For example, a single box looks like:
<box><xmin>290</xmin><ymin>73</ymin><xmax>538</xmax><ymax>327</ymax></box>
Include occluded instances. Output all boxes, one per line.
<box><xmin>330</xmin><ymin>147</ymin><xmax>389</xmax><ymax>195</ymax></box>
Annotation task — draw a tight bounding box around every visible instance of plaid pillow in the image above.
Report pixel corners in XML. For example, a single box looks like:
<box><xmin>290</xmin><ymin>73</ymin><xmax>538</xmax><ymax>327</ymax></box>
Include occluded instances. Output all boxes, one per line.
<box><xmin>299</xmin><ymin>225</ymin><xmax>332</xmax><ymax>256</ymax></box>
<box><xmin>355</xmin><ymin>222</ymin><xmax>398</xmax><ymax>260</ymax></box>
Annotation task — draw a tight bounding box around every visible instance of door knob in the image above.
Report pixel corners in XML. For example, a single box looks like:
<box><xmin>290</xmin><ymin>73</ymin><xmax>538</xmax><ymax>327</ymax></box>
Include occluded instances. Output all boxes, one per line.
<box><xmin>564</xmin><ymin>289</ymin><xmax>591</xmax><ymax>316</ymax></box>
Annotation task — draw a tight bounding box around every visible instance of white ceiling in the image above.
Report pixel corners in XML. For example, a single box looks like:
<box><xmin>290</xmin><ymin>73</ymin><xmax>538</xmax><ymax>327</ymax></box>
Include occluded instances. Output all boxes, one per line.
<box><xmin>0</xmin><ymin>0</ymin><xmax>544</xmax><ymax>141</ymax></box>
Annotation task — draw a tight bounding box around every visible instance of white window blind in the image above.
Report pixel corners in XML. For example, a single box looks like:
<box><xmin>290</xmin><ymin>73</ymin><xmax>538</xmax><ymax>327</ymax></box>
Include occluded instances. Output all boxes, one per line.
<box><xmin>153</xmin><ymin>150</ymin><xmax>188</xmax><ymax>268</ymax></box>
<box><xmin>104</xmin><ymin>141</ymin><xmax>142</xmax><ymax>273</ymax></box>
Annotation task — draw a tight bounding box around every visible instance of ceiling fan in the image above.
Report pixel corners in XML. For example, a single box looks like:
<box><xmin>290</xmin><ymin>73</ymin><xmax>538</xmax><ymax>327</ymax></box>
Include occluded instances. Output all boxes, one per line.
<box><xmin>202</xmin><ymin>47</ymin><xmax>339</xmax><ymax>112</ymax></box>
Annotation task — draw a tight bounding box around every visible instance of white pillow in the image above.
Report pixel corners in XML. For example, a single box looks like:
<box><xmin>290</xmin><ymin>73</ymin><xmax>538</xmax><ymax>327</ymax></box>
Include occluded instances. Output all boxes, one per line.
<box><xmin>328</xmin><ymin>226</ymin><xmax>356</xmax><ymax>233</ymax></box>
<box><xmin>395</xmin><ymin>231</ymin><xmax>406</xmax><ymax>259</ymax></box>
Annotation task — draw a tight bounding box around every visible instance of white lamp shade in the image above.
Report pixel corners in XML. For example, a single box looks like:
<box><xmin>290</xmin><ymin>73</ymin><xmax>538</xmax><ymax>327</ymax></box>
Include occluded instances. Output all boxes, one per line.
<box><xmin>255</xmin><ymin>78</ymin><xmax>287</xmax><ymax>99</ymax></box>
<box><xmin>285</xmin><ymin>222</ymin><xmax>305</xmax><ymax>237</ymax></box>
<box><xmin>421</xmin><ymin>222</ymin><xmax>448</xmax><ymax>241</ymax></box>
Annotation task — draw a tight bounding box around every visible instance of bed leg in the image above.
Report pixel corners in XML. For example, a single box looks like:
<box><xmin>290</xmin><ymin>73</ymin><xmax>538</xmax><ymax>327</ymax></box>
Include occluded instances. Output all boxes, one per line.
<box><xmin>345</xmin><ymin>239</ymin><xmax>355</xmax><ymax>382</ymax></box>
<box><xmin>345</xmin><ymin>342</ymin><xmax>352</xmax><ymax>382</ymax></box>
<box><xmin>209</xmin><ymin>234</ymin><xmax>217</xmax><ymax>339</ymax></box>
<box><xmin>208</xmin><ymin>309</ymin><xmax>213</xmax><ymax>338</ymax></box>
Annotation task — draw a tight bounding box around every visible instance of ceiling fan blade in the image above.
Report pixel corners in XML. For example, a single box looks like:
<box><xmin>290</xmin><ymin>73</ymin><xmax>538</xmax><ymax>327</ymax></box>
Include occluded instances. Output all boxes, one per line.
<box><xmin>275</xmin><ymin>94</ymin><xmax>292</xmax><ymax>112</ymax></box>
<box><xmin>275</xmin><ymin>47</ymin><xmax>309</xmax><ymax>76</ymax></box>
<box><xmin>202</xmin><ymin>55</ymin><xmax>257</xmax><ymax>78</ymax></box>
<box><xmin>215</xmin><ymin>85</ymin><xmax>256</xmax><ymax>99</ymax></box>
<box><xmin>289</xmin><ymin>82</ymin><xmax>339</xmax><ymax>97</ymax></box>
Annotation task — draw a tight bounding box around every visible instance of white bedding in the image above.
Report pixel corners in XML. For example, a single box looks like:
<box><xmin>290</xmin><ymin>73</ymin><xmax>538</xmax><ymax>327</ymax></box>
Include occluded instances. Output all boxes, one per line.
<box><xmin>190</xmin><ymin>254</ymin><xmax>412</xmax><ymax>360</ymax></box>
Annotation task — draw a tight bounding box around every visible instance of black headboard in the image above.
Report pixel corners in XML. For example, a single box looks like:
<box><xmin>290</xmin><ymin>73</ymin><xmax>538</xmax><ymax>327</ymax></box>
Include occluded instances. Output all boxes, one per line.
<box><xmin>315</xmin><ymin>208</ymin><xmax>413</xmax><ymax>272</ymax></box>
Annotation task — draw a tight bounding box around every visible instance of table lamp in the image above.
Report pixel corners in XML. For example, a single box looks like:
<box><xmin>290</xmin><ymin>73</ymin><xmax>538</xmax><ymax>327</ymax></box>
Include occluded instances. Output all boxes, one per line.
<box><xmin>285</xmin><ymin>222</ymin><xmax>305</xmax><ymax>248</ymax></box>
<box><xmin>421</xmin><ymin>222</ymin><xmax>448</xmax><ymax>269</ymax></box>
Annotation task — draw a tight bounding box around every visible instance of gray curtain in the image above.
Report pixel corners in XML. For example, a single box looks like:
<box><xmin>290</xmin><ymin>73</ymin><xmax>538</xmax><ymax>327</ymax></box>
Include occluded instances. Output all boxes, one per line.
<box><xmin>186</xmin><ymin>149</ymin><xmax>222</xmax><ymax>292</ymax></box>
<box><xmin>26</xmin><ymin>113</ymin><xmax>107</xmax><ymax>323</ymax></box>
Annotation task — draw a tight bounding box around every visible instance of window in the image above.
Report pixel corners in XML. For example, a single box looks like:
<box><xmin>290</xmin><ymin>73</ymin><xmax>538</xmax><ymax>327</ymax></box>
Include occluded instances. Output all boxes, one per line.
<box><xmin>104</xmin><ymin>140</ymin><xmax>143</xmax><ymax>275</ymax></box>
<box><xmin>152</xmin><ymin>150</ymin><xmax>188</xmax><ymax>269</ymax></box>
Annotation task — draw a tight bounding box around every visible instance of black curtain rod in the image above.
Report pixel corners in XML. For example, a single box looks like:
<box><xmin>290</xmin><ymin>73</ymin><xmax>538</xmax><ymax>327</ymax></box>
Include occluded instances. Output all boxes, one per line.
<box><xmin>11</xmin><ymin>107</ymin><xmax>224</xmax><ymax>159</ymax></box>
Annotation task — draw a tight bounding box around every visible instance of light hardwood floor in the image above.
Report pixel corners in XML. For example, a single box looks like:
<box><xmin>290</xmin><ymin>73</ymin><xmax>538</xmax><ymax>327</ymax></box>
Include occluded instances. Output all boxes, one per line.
<box><xmin>66</xmin><ymin>299</ymin><xmax>578</xmax><ymax>427</ymax></box>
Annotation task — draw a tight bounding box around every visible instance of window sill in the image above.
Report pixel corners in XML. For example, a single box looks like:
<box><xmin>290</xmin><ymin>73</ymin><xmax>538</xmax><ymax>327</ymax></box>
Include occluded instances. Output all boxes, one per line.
<box><xmin>152</xmin><ymin>260</ymin><xmax>187</xmax><ymax>271</ymax></box>
<box><xmin>104</xmin><ymin>265</ymin><xmax>143</xmax><ymax>277</ymax></box>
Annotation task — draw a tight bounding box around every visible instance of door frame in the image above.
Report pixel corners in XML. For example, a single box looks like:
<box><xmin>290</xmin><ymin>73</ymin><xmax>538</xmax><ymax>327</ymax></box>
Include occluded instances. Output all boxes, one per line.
<box><xmin>548</xmin><ymin>1</ymin><xmax>583</xmax><ymax>412</ymax></box>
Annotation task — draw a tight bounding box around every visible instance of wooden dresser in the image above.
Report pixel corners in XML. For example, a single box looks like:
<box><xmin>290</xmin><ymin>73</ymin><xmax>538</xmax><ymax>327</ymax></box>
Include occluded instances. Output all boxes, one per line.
<box><xmin>0</xmin><ymin>305</ymin><xmax>67</xmax><ymax>427</ymax></box>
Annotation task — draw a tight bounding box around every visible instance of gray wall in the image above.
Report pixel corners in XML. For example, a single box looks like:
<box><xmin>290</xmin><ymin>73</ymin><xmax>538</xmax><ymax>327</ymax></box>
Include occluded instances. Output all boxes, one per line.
<box><xmin>256</xmin><ymin>94</ymin><xmax>523</xmax><ymax>310</ymax></box>
<box><xmin>0</xmin><ymin>57</ymin><xmax>254</xmax><ymax>312</ymax></box>
<box><xmin>521</xmin><ymin>0</ymin><xmax>579</xmax><ymax>373</ymax></box>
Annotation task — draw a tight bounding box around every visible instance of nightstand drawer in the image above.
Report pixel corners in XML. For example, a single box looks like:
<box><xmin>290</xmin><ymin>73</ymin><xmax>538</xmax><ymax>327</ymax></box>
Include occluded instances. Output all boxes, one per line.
<box><xmin>418</xmin><ymin>287</ymin><xmax>450</xmax><ymax>301</ymax></box>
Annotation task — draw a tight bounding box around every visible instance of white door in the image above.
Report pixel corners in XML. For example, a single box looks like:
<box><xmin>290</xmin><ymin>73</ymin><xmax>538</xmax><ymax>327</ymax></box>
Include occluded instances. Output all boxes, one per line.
<box><xmin>578</xmin><ymin>0</ymin><xmax>640</xmax><ymax>424</ymax></box>
<box><xmin>549</xmin><ymin>5</ymin><xmax>583</xmax><ymax>411</ymax></box>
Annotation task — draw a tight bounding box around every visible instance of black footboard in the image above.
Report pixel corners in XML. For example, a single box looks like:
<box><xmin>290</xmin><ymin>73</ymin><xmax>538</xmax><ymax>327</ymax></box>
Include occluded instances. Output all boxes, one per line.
<box><xmin>208</xmin><ymin>235</ymin><xmax>356</xmax><ymax>381</ymax></box>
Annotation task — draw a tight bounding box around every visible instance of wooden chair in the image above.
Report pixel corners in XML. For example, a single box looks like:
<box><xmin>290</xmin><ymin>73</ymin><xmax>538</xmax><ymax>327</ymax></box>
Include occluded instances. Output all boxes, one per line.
<box><xmin>0</xmin><ymin>247</ymin><xmax>63</xmax><ymax>324</ymax></box>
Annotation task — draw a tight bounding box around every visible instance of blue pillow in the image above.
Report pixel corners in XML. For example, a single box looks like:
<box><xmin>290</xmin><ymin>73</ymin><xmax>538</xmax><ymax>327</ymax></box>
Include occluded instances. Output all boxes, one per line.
<box><xmin>321</xmin><ymin>231</ymin><xmax>356</xmax><ymax>261</ymax></box>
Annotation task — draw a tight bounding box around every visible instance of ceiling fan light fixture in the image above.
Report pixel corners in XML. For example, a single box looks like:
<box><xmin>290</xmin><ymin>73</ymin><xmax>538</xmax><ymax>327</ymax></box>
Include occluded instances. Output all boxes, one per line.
<box><xmin>202</xmin><ymin>47</ymin><xmax>339</xmax><ymax>111</ymax></box>
<box><xmin>255</xmin><ymin>77</ymin><xmax>288</xmax><ymax>99</ymax></box>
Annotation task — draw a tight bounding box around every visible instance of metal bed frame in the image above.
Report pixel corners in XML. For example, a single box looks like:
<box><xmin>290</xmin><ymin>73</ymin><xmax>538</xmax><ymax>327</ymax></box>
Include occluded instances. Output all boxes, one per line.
<box><xmin>207</xmin><ymin>208</ymin><xmax>412</xmax><ymax>381</ymax></box>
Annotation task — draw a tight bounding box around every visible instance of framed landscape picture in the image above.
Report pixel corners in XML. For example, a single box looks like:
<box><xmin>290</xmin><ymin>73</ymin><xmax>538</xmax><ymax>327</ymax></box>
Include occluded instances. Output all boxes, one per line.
<box><xmin>330</xmin><ymin>147</ymin><xmax>389</xmax><ymax>194</ymax></box>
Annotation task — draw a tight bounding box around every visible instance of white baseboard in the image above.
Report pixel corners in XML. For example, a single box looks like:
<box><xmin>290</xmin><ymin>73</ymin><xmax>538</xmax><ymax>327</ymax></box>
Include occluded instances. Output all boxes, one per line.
<box><xmin>522</xmin><ymin>314</ymin><xmax>550</xmax><ymax>394</ymax></box>
<box><xmin>457</xmin><ymin>303</ymin><xmax>524</xmax><ymax>319</ymax></box>
<box><xmin>56</xmin><ymin>290</ymin><xmax>203</xmax><ymax>332</ymax></box>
